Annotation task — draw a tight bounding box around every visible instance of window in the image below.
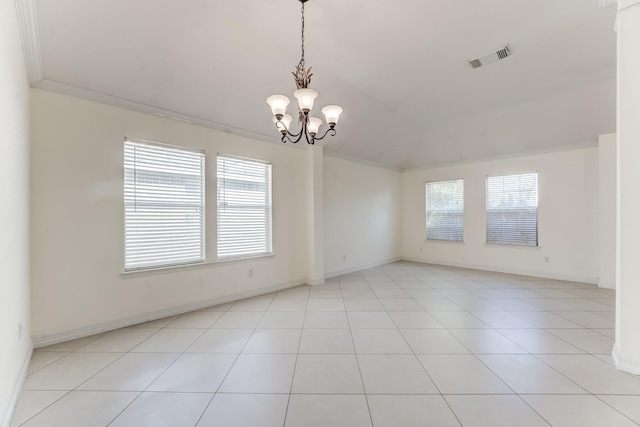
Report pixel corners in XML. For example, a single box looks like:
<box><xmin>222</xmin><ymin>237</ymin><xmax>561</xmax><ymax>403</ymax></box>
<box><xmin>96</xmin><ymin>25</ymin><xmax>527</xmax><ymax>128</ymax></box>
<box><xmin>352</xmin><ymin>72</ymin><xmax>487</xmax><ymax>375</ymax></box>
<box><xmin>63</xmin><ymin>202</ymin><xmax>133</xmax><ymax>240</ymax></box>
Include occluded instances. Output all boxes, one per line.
<box><xmin>426</xmin><ymin>179</ymin><xmax>464</xmax><ymax>241</ymax></box>
<box><xmin>217</xmin><ymin>155</ymin><xmax>272</xmax><ymax>259</ymax></box>
<box><xmin>124</xmin><ymin>138</ymin><xmax>205</xmax><ymax>271</ymax></box>
<box><xmin>486</xmin><ymin>172</ymin><xmax>538</xmax><ymax>246</ymax></box>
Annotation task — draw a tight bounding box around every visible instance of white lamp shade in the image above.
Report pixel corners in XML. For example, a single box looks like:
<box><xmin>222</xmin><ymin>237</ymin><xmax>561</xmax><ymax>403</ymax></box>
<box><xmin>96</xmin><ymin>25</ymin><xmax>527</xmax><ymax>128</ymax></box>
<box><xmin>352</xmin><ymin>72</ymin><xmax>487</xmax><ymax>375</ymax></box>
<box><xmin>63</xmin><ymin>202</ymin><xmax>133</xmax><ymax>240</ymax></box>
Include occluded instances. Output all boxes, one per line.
<box><xmin>293</xmin><ymin>89</ymin><xmax>318</xmax><ymax>112</ymax></box>
<box><xmin>266</xmin><ymin>95</ymin><xmax>290</xmax><ymax>118</ymax></box>
<box><xmin>321</xmin><ymin>105</ymin><xmax>343</xmax><ymax>126</ymax></box>
<box><xmin>273</xmin><ymin>114</ymin><xmax>293</xmax><ymax>133</ymax></box>
<box><xmin>307</xmin><ymin>117</ymin><xmax>323</xmax><ymax>135</ymax></box>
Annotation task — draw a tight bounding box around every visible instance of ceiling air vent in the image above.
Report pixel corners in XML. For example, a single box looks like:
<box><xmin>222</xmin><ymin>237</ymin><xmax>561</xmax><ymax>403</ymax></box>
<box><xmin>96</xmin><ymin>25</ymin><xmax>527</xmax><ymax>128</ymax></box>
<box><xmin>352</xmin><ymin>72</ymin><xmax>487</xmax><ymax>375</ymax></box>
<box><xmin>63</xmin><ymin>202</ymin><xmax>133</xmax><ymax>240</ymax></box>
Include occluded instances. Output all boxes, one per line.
<box><xmin>469</xmin><ymin>45</ymin><xmax>511</xmax><ymax>69</ymax></box>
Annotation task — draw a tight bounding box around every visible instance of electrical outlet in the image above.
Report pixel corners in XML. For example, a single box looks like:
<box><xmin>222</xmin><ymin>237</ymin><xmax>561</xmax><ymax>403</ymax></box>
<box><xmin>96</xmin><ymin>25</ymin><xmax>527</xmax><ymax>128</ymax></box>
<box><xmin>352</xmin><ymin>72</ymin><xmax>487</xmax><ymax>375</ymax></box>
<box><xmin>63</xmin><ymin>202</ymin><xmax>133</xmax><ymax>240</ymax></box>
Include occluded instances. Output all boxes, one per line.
<box><xmin>419</xmin><ymin>246</ymin><xmax>423</xmax><ymax>252</ymax></box>
<box><xmin>545</xmin><ymin>257</ymin><xmax>550</xmax><ymax>263</ymax></box>
<box><xmin>248</xmin><ymin>269</ymin><xmax>253</xmax><ymax>278</ymax></box>
<box><xmin>18</xmin><ymin>323</ymin><xmax>22</xmax><ymax>340</ymax></box>
<box><xmin>342</xmin><ymin>254</ymin><xmax>347</xmax><ymax>261</ymax></box>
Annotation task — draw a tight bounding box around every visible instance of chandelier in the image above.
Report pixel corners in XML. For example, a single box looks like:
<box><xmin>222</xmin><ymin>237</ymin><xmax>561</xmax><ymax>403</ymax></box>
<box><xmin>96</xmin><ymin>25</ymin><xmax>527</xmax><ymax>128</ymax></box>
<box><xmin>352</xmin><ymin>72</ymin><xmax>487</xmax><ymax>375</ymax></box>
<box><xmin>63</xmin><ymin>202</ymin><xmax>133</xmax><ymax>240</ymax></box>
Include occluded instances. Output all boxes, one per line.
<box><xmin>266</xmin><ymin>0</ymin><xmax>343</xmax><ymax>145</ymax></box>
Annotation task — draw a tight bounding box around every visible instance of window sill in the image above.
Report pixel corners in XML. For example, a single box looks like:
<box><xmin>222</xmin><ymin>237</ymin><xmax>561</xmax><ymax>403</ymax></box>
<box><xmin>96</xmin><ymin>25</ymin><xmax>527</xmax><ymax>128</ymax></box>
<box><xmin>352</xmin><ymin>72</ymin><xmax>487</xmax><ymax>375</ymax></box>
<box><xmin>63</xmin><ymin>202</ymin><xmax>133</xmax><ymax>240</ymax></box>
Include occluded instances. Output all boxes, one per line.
<box><xmin>121</xmin><ymin>253</ymin><xmax>274</xmax><ymax>278</ymax></box>
<box><xmin>424</xmin><ymin>239</ymin><xmax>465</xmax><ymax>244</ymax></box>
<box><xmin>484</xmin><ymin>243</ymin><xmax>541</xmax><ymax>249</ymax></box>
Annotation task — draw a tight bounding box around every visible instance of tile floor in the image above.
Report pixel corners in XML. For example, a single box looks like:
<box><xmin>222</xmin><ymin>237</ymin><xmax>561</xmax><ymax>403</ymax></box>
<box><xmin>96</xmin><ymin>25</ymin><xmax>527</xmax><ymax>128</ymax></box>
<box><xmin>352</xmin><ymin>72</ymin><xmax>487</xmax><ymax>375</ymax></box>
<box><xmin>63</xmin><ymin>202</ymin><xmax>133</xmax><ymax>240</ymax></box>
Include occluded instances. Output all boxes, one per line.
<box><xmin>10</xmin><ymin>262</ymin><xmax>640</xmax><ymax>426</ymax></box>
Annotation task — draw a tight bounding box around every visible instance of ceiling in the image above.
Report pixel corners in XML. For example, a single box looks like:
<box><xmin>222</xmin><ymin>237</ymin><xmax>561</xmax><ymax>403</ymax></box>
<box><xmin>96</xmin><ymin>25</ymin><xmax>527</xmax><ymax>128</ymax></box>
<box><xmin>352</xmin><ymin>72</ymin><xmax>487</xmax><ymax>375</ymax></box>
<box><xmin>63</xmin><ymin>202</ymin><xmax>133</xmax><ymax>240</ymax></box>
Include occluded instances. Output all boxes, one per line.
<box><xmin>25</xmin><ymin>0</ymin><xmax>617</xmax><ymax>170</ymax></box>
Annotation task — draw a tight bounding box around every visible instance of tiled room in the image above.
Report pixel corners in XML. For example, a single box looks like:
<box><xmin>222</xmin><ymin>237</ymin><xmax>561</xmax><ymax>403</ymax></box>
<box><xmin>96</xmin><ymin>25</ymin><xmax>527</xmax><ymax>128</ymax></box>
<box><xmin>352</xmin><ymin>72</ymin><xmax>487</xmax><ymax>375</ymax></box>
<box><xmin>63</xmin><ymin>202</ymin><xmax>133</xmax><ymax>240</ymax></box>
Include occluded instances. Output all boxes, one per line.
<box><xmin>11</xmin><ymin>262</ymin><xmax>640</xmax><ymax>426</ymax></box>
<box><xmin>4</xmin><ymin>0</ymin><xmax>640</xmax><ymax>426</ymax></box>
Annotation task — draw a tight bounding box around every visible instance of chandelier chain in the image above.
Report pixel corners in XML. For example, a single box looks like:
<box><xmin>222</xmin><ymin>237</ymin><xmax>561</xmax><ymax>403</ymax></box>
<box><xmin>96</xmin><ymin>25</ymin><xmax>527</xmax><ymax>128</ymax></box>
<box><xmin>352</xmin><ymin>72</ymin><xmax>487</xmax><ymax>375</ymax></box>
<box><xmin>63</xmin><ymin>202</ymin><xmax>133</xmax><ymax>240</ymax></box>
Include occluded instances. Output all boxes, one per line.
<box><xmin>299</xmin><ymin>1</ymin><xmax>305</xmax><ymax>69</ymax></box>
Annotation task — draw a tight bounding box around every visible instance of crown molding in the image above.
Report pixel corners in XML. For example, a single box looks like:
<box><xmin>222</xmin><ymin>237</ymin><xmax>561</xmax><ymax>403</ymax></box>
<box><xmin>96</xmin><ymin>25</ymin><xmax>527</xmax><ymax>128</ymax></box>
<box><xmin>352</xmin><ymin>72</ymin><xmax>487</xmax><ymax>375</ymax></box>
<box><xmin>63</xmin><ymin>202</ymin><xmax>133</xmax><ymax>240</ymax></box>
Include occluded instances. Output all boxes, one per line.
<box><xmin>32</xmin><ymin>80</ymin><xmax>403</xmax><ymax>167</ymax></box>
<box><xmin>323</xmin><ymin>149</ymin><xmax>402</xmax><ymax>172</ymax></box>
<box><xmin>14</xmin><ymin>0</ymin><xmax>43</xmax><ymax>83</ymax></box>
<box><xmin>615</xmin><ymin>1</ymin><xmax>640</xmax><ymax>31</ymax></box>
<box><xmin>31</xmin><ymin>79</ymin><xmax>297</xmax><ymax>148</ymax></box>
<box><xmin>31</xmin><ymin>79</ymin><xmax>603</xmax><ymax>174</ymax></box>
<box><xmin>402</xmin><ymin>141</ymin><xmax>600</xmax><ymax>173</ymax></box>
<box><xmin>618</xmin><ymin>0</ymin><xmax>640</xmax><ymax>9</ymax></box>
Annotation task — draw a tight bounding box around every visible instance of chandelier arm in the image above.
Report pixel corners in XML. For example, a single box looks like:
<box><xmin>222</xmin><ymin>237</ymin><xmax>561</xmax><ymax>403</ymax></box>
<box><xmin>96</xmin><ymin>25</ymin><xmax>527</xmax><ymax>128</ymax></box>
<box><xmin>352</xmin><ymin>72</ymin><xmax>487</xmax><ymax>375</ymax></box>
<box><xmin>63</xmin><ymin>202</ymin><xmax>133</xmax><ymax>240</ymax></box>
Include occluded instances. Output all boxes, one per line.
<box><xmin>300</xmin><ymin>118</ymin><xmax>317</xmax><ymax>145</ymax></box>
<box><xmin>281</xmin><ymin>134</ymin><xmax>294</xmax><ymax>144</ymax></box>
<box><xmin>304</xmin><ymin>131</ymin><xmax>315</xmax><ymax>145</ymax></box>
<box><xmin>310</xmin><ymin>128</ymin><xmax>337</xmax><ymax>142</ymax></box>
<box><xmin>288</xmin><ymin>131</ymin><xmax>305</xmax><ymax>144</ymax></box>
<box><xmin>274</xmin><ymin>118</ymin><xmax>303</xmax><ymax>144</ymax></box>
<box><xmin>281</xmin><ymin>126</ymin><xmax>305</xmax><ymax>144</ymax></box>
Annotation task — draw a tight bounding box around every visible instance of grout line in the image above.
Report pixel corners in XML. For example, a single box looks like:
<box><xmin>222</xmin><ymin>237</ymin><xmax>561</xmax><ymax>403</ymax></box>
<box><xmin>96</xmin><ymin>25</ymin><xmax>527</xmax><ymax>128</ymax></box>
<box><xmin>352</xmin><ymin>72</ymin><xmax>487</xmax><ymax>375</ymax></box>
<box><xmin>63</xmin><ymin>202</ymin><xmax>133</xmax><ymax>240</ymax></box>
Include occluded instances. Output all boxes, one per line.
<box><xmin>282</xmin><ymin>288</ymin><xmax>310</xmax><ymax>427</ymax></box>
<box><xmin>341</xmin><ymin>280</ymin><xmax>376</xmax><ymax>427</ymax></box>
<box><xmin>194</xmin><ymin>295</ymin><xmax>277</xmax><ymax>427</ymax></box>
<box><xmin>101</xmin><ymin>301</ymin><xmax>231</xmax><ymax>426</ymax></box>
<box><xmin>593</xmin><ymin>394</ymin><xmax>640</xmax><ymax>426</ymax></box>
<box><xmin>510</xmin><ymin>394</ymin><xmax>554</xmax><ymax>426</ymax></box>
<box><xmin>104</xmin><ymin>321</ymin><xmax>213</xmax><ymax>425</ymax></box>
<box><xmin>11</xmin><ymin>390</ymin><xmax>73</xmax><ymax>426</ymax></box>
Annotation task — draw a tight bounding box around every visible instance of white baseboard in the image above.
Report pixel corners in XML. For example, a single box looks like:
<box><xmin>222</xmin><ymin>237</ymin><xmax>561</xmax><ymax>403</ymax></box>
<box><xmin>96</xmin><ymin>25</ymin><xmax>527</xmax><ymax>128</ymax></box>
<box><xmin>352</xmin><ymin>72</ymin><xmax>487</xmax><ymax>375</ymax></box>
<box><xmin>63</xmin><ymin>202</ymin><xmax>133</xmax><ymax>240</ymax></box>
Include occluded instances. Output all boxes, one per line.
<box><xmin>612</xmin><ymin>344</ymin><xmax>640</xmax><ymax>375</ymax></box>
<box><xmin>1</xmin><ymin>342</ymin><xmax>33</xmax><ymax>427</ymax></box>
<box><xmin>324</xmin><ymin>257</ymin><xmax>402</xmax><ymax>280</ymax></box>
<box><xmin>598</xmin><ymin>279</ymin><xmax>616</xmax><ymax>290</ymax></box>
<box><xmin>32</xmin><ymin>279</ymin><xmax>305</xmax><ymax>348</ymax></box>
<box><xmin>401</xmin><ymin>256</ymin><xmax>599</xmax><ymax>285</ymax></box>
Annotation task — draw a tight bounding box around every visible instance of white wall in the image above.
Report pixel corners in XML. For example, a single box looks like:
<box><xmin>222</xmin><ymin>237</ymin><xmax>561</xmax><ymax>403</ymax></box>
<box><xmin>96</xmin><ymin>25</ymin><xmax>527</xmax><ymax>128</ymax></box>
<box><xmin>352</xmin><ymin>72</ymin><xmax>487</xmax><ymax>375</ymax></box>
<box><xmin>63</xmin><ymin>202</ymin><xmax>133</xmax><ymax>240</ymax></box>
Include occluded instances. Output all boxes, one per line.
<box><xmin>30</xmin><ymin>89</ymin><xmax>312</xmax><ymax>341</ymax></box>
<box><xmin>0</xmin><ymin>0</ymin><xmax>32</xmax><ymax>423</ymax></box>
<box><xmin>323</xmin><ymin>154</ymin><xmax>401</xmax><ymax>276</ymax></box>
<box><xmin>401</xmin><ymin>148</ymin><xmax>600</xmax><ymax>283</ymax></box>
<box><xmin>598</xmin><ymin>133</ymin><xmax>616</xmax><ymax>289</ymax></box>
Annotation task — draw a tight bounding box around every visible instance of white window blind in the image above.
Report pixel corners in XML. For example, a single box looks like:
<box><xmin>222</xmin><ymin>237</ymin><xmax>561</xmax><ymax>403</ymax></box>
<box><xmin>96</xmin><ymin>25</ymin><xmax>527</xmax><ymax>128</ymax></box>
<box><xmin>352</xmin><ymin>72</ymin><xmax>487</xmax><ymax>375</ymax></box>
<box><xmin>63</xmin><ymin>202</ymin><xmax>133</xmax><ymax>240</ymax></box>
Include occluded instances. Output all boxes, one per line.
<box><xmin>486</xmin><ymin>172</ymin><xmax>538</xmax><ymax>246</ymax></box>
<box><xmin>426</xmin><ymin>179</ymin><xmax>464</xmax><ymax>241</ymax></box>
<box><xmin>124</xmin><ymin>139</ymin><xmax>205</xmax><ymax>271</ymax></box>
<box><xmin>217</xmin><ymin>155</ymin><xmax>272</xmax><ymax>259</ymax></box>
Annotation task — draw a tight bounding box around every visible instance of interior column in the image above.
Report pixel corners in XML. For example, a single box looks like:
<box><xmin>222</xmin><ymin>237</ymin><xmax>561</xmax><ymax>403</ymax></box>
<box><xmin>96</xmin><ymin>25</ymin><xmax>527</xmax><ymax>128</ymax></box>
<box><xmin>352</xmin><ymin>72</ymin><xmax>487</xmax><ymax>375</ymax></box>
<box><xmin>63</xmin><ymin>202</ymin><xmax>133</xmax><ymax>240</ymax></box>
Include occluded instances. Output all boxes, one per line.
<box><xmin>307</xmin><ymin>144</ymin><xmax>325</xmax><ymax>285</ymax></box>
<box><xmin>614</xmin><ymin>0</ymin><xmax>640</xmax><ymax>374</ymax></box>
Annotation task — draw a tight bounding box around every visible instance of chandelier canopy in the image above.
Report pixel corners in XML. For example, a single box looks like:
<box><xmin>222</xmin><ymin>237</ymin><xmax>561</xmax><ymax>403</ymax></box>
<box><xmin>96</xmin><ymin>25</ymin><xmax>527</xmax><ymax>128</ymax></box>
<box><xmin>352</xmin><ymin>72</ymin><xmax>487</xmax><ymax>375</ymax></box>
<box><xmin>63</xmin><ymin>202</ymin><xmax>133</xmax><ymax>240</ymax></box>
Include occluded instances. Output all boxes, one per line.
<box><xmin>266</xmin><ymin>0</ymin><xmax>343</xmax><ymax>145</ymax></box>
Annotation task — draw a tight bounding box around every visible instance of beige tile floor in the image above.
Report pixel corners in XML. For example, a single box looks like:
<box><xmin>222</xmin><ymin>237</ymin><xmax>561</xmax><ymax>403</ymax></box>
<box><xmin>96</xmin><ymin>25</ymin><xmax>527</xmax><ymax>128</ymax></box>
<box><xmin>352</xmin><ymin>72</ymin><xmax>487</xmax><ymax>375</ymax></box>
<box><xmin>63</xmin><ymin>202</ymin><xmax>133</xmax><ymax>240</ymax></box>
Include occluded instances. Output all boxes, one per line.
<box><xmin>10</xmin><ymin>261</ymin><xmax>640</xmax><ymax>427</ymax></box>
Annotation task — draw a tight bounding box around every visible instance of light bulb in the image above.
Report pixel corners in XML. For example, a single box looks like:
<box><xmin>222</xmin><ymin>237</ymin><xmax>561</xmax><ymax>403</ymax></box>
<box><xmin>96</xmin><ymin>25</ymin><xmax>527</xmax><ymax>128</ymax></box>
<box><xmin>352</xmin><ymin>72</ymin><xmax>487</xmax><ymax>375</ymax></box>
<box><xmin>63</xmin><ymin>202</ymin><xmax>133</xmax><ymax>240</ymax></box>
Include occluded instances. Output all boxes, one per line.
<box><xmin>321</xmin><ymin>105</ymin><xmax>343</xmax><ymax>128</ymax></box>
<box><xmin>293</xmin><ymin>89</ymin><xmax>318</xmax><ymax>113</ymax></box>
<box><xmin>307</xmin><ymin>117</ymin><xmax>323</xmax><ymax>136</ymax></box>
<box><xmin>273</xmin><ymin>114</ymin><xmax>293</xmax><ymax>134</ymax></box>
<box><xmin>266</xmin><ymin>95</ymin><xmax>290</xmax><ymax>119</ymax></box>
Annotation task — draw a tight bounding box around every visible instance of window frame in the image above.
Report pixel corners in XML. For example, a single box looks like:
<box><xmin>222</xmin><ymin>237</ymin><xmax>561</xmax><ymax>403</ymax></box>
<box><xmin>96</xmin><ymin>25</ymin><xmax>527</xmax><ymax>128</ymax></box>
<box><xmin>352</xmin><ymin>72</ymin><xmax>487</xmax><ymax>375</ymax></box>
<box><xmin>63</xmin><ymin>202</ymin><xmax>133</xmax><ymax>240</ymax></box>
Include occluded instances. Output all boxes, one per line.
<box><xmin>485</xmin><ymin>171</ymin><xmax>538</xmax><ymax>247</ymax></box>
<box><xmin>216</xmin><ymin>153</ymin><xmax>273</xmax><ymax>260</ymax></box>
<box><xmin>425</xmin><ymin>178</ymin><xmax>465</xmax><ymax>242</ymax></box>
<box><xmin>123</xmin><ymin>137</ymin><xmax>206</xmax><ymax>272</ymax></box>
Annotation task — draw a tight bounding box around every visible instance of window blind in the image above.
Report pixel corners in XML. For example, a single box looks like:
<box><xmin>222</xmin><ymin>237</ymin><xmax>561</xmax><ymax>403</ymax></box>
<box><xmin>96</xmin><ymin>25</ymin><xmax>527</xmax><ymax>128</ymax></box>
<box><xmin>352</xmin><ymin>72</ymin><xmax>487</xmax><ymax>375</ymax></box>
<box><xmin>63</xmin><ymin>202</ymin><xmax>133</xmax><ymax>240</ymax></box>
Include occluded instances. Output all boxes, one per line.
<box><xmin>124</xmin><ymin>139</ymin><xmax>205</xmax><ymax>271</ymax></box>
<box><xmin>426</xmin><ymin>179</ymin><xmax>464</xmax><ymax>241</ymax></box>
<box><xmin>486</xmin><ymin>172</ymin><xmax>538</xmax><ymax>246</ymax></box>
<box><xmin>217</xmin><ymin>155</ymin><xmax>272</xmax><ymax>259</ymax></box>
